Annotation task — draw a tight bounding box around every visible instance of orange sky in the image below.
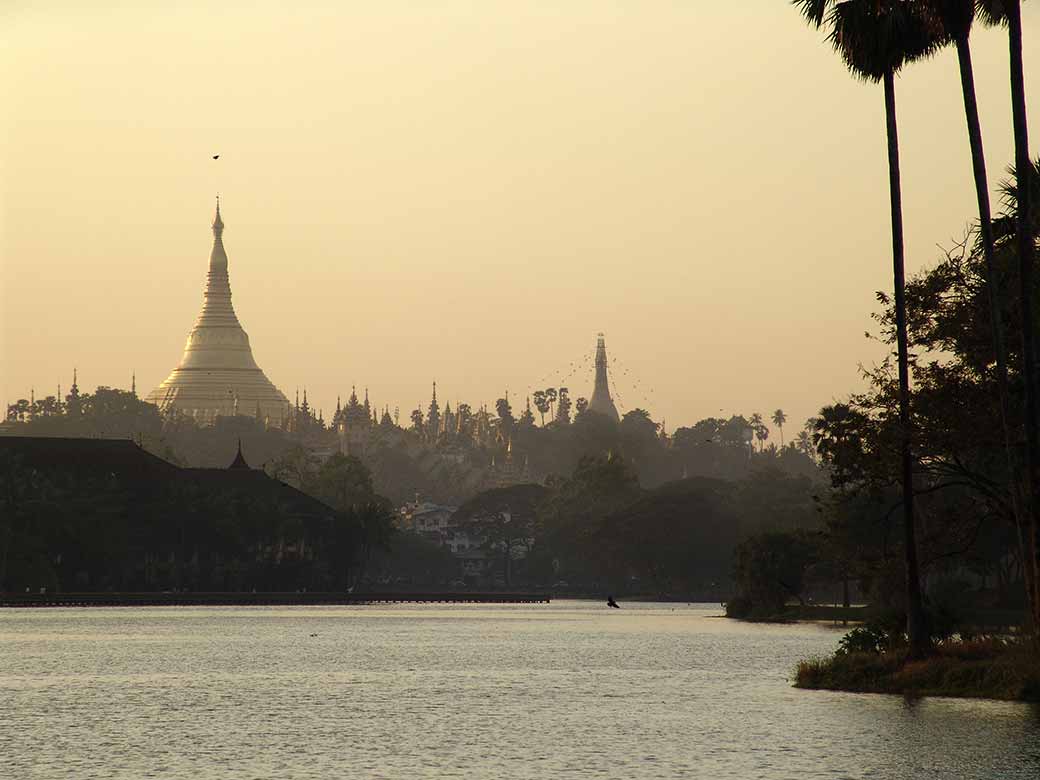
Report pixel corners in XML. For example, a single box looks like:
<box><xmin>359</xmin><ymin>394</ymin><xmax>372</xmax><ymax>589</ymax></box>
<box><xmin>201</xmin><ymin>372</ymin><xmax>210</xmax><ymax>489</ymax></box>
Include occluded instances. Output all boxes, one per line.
<box><xmin>2</xmin><ymin>1</ymin><xmax>1037</xmax><ymax>439</ymax></box>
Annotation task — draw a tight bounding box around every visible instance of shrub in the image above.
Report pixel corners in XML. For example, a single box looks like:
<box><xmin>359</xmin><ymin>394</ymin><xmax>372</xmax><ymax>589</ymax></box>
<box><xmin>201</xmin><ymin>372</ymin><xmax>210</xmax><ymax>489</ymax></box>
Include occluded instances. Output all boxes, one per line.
<box><xmin>837</xmin><ymin>626</ymin><xmax>887</xmax><ymax>655</ymax></box>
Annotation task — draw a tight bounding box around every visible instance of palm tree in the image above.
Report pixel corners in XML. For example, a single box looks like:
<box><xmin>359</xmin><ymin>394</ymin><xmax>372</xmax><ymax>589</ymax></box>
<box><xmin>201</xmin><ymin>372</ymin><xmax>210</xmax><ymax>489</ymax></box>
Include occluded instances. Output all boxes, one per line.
<box><xmin>755</xmin><ymin>424</ymin><xmax>770</xmax><ymax>452</ymax></box>
<box><xmin>749</xmin><ymin>413</ymin><xmax>764</xmax><ymax>452</ymax></box>
<box><xmin>978</xmin><ymin>0</ymin><xmax>1040</xmax><ymax>642</ymax></box>
<box><xmin>794</xmin><ymin>0</ymin><xmax>938</xmax><ymax>659</ymax></box>
<box><xmin>933</xmin><ymin>2</ymin><xmax>1032</xmax><ymax>631</ymax></box>
<box><xmin>772</xmin><ymin>409</ymin><xmax>788</xmax><ymax>447</ymax></box>
<box><xmin>795</xmin><ymin>429</ymin><xmax>814</xmax><ymax>458</ymax></box>
<box><xmin>931</xmin><ymin>0</ymin><xmax>1010</xmax><ymax>419</ymax></box>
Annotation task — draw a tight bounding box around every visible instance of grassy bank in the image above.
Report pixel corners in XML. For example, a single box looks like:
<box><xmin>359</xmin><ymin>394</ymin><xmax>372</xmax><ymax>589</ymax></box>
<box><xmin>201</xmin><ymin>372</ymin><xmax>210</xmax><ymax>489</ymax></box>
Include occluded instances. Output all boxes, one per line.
<box><xmin>795</xmin><ymin>640</ymin><xmax>1040</xmax><ymax>701</ymax></box>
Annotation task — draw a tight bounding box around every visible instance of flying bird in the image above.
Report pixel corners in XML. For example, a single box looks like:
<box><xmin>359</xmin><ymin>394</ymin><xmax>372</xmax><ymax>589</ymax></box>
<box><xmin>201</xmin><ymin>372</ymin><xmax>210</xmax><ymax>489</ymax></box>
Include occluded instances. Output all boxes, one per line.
<box><xmin>212</xmin><ymin>154</ymin><xmax>220</xmax><ymax>160</ymax></box>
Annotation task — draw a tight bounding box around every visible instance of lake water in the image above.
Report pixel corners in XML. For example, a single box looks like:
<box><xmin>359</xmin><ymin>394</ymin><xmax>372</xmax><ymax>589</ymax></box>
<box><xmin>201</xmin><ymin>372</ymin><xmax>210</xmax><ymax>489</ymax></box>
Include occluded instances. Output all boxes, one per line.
<box><xmin>2</xmin><ymin>601</ymin><xmax>1039</xmax><ymax>779</ymax></box>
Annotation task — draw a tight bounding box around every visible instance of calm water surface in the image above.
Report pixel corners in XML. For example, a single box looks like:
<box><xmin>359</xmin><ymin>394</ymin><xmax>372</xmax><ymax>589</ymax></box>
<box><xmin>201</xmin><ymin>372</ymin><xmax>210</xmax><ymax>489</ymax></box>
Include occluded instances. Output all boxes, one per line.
<box><xmin>2</xmin><ymin>601</ymin><xmax>1039</xmax><ymax>779</ymax></box>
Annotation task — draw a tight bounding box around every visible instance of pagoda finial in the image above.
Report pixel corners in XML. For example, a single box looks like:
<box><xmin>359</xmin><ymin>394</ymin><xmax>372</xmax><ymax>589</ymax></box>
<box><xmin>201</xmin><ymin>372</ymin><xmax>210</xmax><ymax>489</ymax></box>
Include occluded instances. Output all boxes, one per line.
<box><xmin>213</xmin><ymin>194</ymin><xmax>223</xmax><ymax>231</ymax></box>
<box><xmin>432</xmin><ymin>381</ymin><xmax>437</xmax><ymax>402</ymax></box>
<box><xmin>131</xmin><ymin>371</ymin><xmax>136</xmax><ymax>396</ymax></box>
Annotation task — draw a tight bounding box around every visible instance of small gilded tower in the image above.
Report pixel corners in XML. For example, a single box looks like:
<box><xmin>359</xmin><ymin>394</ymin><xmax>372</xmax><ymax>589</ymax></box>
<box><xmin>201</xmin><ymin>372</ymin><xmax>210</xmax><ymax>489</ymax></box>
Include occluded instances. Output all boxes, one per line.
<box><xmin>146</xmin><ymin>199</ymin><xmax>290</xmax><ymax>425</ymax></box>
<box><xmin>588</xmin><ymin>332</ymin><xmax>620</xmax><ymax>423</ymax></box>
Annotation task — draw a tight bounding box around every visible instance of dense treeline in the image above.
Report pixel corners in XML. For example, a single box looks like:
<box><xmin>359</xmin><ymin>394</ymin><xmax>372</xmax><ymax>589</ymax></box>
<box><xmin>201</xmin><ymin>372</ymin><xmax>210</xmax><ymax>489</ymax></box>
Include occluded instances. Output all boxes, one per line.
<box><xmin>451</xmin><ymin>455</ymin><xmax>823</xmax><ymax>597</ymax></box>
<box><xmin>4</xmin><ymin>384</ymin><xmax>818</xmax><ymax>509</ymax></box>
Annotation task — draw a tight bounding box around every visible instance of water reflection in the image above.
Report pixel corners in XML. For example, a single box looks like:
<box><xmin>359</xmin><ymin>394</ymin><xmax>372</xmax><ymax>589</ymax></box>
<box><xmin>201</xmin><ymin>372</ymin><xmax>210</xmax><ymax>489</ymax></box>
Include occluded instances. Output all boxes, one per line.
<box><xmin>1</xmin><ymin>602</ymin><xmax>1037</xmax><ymax>779</ymax></box>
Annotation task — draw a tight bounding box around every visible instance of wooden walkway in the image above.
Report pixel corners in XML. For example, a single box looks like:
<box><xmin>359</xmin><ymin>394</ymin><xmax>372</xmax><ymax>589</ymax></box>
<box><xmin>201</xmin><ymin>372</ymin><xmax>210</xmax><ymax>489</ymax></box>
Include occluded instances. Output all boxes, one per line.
<box><xmin>0</xmin><ymin>591</ymin><xmax>551</xmax><ymax>608</ymax></box>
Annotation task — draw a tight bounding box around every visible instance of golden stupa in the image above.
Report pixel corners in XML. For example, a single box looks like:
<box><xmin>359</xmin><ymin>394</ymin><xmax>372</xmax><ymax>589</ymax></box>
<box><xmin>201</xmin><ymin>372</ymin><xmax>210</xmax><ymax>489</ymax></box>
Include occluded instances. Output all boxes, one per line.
<box><xmin>146</xmin><ymin>200</ymin><xmax>289</xmax><ymax>425</ymax></box>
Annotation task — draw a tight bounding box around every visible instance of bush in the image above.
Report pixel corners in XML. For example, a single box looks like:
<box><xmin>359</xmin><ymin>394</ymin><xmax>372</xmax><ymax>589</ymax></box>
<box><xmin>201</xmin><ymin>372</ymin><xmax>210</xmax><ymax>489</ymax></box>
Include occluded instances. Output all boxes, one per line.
<box><xmin>795</xmin><ymin>638</ymin><xmax>1040</xmax><ymax>701</ymax></box>
<box><xmin>837</xmin><ymin>626</ymin><xmax>887</xmax><ymax>655</ymax></box>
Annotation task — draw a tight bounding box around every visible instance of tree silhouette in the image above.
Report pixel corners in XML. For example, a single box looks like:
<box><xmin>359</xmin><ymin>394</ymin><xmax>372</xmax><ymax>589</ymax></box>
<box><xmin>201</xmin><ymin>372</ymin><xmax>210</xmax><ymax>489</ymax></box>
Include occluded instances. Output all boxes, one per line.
<box><xmin>772</xmin><ymin>409</ymin><xmax>787</xmax><ymax>448</ymax></box>
<box><xmin>533</xmin><ymin>390</ymin><xmax>549</xmax><ymax>427</ymax></box>
<box><xmin>978</xmin><ymin>0</ymin><xmax>1040</xmax><ymax>639</ymax></box>
<box><xmin>749</xmin><ymin>413</ymin><xmax>764</xmax><ymax>453</ymax></box>
<box><xmin>554</xmin><ymin>388</ymin><xmax>572</xmax><ymax>425</ymax></box>
<box><xmin>794</xmin><ymin>0</ymin><xmax>939</xmax><ymax>659</ymax></box>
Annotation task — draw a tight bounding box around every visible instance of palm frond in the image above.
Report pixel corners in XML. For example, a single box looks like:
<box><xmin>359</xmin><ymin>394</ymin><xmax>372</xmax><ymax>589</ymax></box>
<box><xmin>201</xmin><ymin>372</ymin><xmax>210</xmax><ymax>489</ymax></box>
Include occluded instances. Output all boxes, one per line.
<box><xmin>793</xmin><ymin>0</ymin><xmax>833</xmax><ymax>27</ymax></box>
<box><xmin>828</xmin><ymin>0</ymin><xmax>945</xmax><ymax>82</ymax></box>
<box><xmin>995</xmin><ymin>157</ymin><xmax>1040</xmax><ymax>231</ymax></box>
<box><xmin>975</xmin><ymin>0</ymin><xmax>1012</xmax><ymax>27</ymax></box>
<box><xmin>932</xmin><ymin>0</ymin><xmax>975</xmax><ymax>39</ymax></box>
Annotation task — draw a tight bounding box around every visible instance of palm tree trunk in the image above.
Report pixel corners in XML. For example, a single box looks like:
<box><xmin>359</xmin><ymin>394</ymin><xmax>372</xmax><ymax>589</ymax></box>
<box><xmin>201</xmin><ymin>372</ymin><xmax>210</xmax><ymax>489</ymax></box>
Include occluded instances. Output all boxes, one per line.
<box><xmin>884</xmin><ymin>69</ymin><xmax>930</xmax><ymax>660</ymax></box>
<box><xmin>956</xmin><ymin>35</ymin><xmax>1009</xmax><ymax>417</ymax></box>
<box><xmin>1007</xmin><ymin>1</ymin><xmax>1040</xmax><ymax>641</ymax></box>
<box><xmin>955</xmin><ymin>33</ymin><xmax>1034</xmax><ymax>634</ymax></box>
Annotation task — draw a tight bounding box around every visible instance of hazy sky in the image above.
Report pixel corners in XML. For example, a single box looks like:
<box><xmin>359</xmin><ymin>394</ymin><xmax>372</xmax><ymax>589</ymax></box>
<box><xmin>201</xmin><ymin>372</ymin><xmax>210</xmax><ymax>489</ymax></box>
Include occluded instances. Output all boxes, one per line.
<box><xmin>2</xmin><ymin>1</ymin><xmax>1037</xmax><ymax>438</ymax></box>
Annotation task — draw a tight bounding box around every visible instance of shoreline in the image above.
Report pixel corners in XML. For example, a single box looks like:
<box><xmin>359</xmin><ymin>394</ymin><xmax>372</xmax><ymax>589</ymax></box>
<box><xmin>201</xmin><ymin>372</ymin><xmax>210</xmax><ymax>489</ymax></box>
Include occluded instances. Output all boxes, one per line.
<box><xmin>0</xmin><ymin>591</ymin><xmax>551</xmax><ymax>608</ymax></box>
<box><xmin>795</xmin><ymin>643</ymin><xmax>1040</xmax><ymax>702</ymax></box>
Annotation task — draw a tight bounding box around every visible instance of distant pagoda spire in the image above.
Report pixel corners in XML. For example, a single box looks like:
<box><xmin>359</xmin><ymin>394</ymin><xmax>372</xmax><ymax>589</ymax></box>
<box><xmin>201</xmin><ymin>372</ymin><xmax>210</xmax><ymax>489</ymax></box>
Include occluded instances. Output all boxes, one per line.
<box><xmin>588</xmin><ymin>332</ymin><xmax>620</xmax><ymax>422</ymax></box>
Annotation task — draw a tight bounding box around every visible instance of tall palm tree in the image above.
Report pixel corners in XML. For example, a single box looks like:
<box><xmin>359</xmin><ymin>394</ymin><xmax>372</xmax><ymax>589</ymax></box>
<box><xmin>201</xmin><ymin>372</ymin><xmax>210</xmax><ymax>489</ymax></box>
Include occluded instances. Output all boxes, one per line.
<box><xmin>978</xmin><ymin>0</ymin><xmax>1040</xmax><ymax>641</ymax></box>
<box><xmin>933</xmin><ymin>0</ymin><xmax>1034</xmax><ymax>635</ymax></box>
<box><xmin>772</xmin><ymin>409</ymin><xmax>788</xmax><ymax>447</ymax></box>
<box><xmin>794</xmin><ymin>0</ymin><xmax>939</xmax><ymax>658</ymax></box>
<box><xmin>932</xmin><ymin>0</ymin><xmax>1010</xmax><ymax>414</ymax></box>
<box><xmin>749</xmin><ymin>412</ymin><xmax>764</xmax><ymax>452</ymax></box>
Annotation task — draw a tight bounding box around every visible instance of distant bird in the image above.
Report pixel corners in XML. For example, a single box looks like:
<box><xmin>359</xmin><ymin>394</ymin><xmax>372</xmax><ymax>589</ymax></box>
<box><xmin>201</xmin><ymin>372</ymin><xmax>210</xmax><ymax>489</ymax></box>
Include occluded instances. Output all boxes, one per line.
<box><xmin>606</xmin><ymin>596</ymin><xmax>620</xmax><ymax>609</ymax></box>
<box><xmin>212</xmin><ymin>154</ymin><xmax>220</xmax><ymax>160</ymax></box>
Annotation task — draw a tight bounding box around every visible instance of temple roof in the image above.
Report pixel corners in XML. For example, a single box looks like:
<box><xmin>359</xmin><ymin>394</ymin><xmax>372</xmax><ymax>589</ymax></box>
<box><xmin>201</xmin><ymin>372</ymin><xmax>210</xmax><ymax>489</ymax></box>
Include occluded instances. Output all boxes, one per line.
<box><xmin>228</xmin><ymin>438</ymin><xmax>250</xmax><ymax>470</ymax></box>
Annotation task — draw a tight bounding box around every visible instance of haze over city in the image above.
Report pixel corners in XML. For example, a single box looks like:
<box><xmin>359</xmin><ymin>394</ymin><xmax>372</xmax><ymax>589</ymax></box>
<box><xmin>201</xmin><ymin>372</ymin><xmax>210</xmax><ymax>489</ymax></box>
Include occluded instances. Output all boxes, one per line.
<box><xmin>9</xmin><ymin>1</ymin><xmax>1040</xmax><ymax>778</ymax></box>
<box><xmin>3</xmin><ymin>1</ymin><xmax>1035</xmax><ymax>432</ymax></box>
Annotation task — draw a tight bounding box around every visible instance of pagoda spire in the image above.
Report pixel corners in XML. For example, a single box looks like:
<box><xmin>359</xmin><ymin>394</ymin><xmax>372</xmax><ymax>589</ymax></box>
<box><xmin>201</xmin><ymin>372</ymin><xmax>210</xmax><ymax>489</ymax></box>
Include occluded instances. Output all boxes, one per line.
<box><xmin>588</xmin><ymin>332</ymin><xmax>620</xmax><ymax>423</ymax></box>
<box><xmin>145</xmin><ymin>198</ymin><xmax>289</xmax><ymax>425</ymax></box>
